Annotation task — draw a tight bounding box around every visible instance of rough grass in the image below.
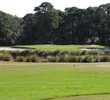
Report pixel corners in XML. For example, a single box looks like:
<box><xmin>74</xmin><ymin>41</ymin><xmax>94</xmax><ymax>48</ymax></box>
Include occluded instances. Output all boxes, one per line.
<box><xmin>13</xmin><ymin>45</ymin><xmax>108</xmax><ymax>51</ymax></box>
<box><xmin>0</xmin><ymin>63</ymin><xmax>110</xmax><ymax>100</ymax></box>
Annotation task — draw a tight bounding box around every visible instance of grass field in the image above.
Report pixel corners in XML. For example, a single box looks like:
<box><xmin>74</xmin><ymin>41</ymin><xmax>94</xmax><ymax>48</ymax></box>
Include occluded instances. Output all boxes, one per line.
<box><xmin>13</xmin><ymin>45</ymin><xmax>108</xmax><ymax>51</ymax></box>
<box><xmin>0</xmin><ymin>63</ymin><xmax>110</xmax><ymax>100</ymax></box>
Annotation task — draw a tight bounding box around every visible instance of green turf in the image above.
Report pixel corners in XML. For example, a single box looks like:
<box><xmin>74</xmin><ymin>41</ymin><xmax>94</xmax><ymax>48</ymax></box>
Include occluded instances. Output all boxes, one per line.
<box><xmin>0</xmin><ymin>63</ymin><xmax>110</xmax><ymax>100</ymax></box>
<box><xmin>13</xmin><ymin>45</ymin><xmax>108</xmax><ymax>51</ymax></box>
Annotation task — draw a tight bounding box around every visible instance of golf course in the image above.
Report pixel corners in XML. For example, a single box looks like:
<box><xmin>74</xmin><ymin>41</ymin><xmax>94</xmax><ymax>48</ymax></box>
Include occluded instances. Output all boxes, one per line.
<box><xmin>1</xmin><ymin>62</ymin><xmax>110</xmax><ymax>100</ymax></box>
<box><xmin>1</xmin><ymin>0</ymin><xmax>110</xmax><ymax>99</ymax></box>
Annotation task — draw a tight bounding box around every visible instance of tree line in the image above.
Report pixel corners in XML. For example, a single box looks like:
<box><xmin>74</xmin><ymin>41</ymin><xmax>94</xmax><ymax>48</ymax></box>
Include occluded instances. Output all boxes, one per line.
<box><xmin>1</xmin><ymin>2</ymin><xmax>110</xmax><ymax>46</ymax></box>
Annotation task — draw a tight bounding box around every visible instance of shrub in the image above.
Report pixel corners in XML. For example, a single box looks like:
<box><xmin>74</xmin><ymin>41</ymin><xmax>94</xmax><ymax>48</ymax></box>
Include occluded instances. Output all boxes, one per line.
<box><xmin>37</xmin><ymin>50</ymin><xmax>47</xmax><ymax>57</ymax></box>
<box><xmin>98</xmin><ymin>55</ymin><xmax>110</xmax><ymax>62</ymax></box>
<box><xmin>58</xmin><ymin>51</ymin><xmax>70</xmax><ymax>56</ymax></box>
<box><xmin>40</xmin><ymin>58</ymin><xmax>48</xmax><ymax>62</ymax></box>
<box><xmin>93</xmin><ymin>56</ymin><xmax>100</xmax><ymax>62</ymax></box>
<box><xmin>66</xmin><ymin>56</ymin><xmax>79</xmax><ymax>62</ymax></box>
<box><xmin>69</xmin><ymin>51</ymin><xmax>81</xmax><ymax>56</ymax></box>
<box><xmin>47</xmin><ymin>56</ymin><xmax>57</xmax><ymax>62</ymax></box>
<box><xmin>24</xmin><ymin>55</ymin><xmax>41</xmax><ymax>62</ymax></box>
<box><xmin>57</xmin><ymin>55</ymin><xmax>66</xmax><ymax>62</ymax></box>
<box><xmin>30</xmin><ymin>55</ymin><xmax>40</xmax><ymax>62</ymax></box>
<box><xmin>25</xmin><ymin>56</ymin><xmax>31</xmax><ymax>62</ymax></box>
<box><xmin>95</xmin><ymin>51</ymin><xmax>105</xmax><ymax>55</ymax></box>
<box><xmin>79</xmin><ymin>50</ymin><xmax>87</xmax><ymax>55</ymax></box>
<box><xmin>104</xmin><ymin>51</ymin><xmax>110</xmax><ymax>55</ymax></box>
<box><xmin>11</xmin><ymin>50</ymin><xmax>31</xmax><ymax>57</ymax></box>
<box><xmin>49</xmin><ymin>50</ymin><xmax>60</xmax><ymax>56</ymax></box>
<box><xmin>16</xmin><ymin>56</ymin><xmax>25</xmax><ymax>62</ymax></box>
<box><xmin>86</xmin><ymin>51</ymin><xmax>104</xmax><ymax>55</ymax></box>
<box><xmin>0</xmin><ymin>54</ymin><xmax>13</xmax><ymax>61</ymax></box>
<box><xmin>0</xmin><ymin>54</ymin><xmax>3</xmax><ymax>60</ymax></box>
<box><xmin>81</xmin><ymin>55</ymin><xmax>94</xmax><ymax>62</ymax></box>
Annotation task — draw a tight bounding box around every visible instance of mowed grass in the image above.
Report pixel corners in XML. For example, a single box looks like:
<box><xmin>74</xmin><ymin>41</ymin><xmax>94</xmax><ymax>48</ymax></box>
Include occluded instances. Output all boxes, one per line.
<box><xmin>0</xmin><ymin>63</ymin><xmax>110</xmax><ymax>100</ymax></box>
<box><xmin>13</xmin><ymin>45</ymin><xmax>108</xmax><ymax>51</ymax></box>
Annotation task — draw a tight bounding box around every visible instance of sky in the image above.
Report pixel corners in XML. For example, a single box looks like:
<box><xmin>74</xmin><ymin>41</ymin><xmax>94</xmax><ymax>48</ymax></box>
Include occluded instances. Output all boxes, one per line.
<box><xmin>0</xmin><ymin>0</ymin><xmax>110</xmax><ymax>17</ymax></box>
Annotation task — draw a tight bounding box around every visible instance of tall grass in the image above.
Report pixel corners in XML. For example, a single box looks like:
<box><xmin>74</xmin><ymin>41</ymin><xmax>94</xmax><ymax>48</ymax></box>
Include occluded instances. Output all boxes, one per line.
<box><xmin>0</xmin><ymin>50</ymin><xmax>110</xmax><ymax>62</ymax></box>
<box><xmin>0</xmin><ymin>53</ymin><xmax>13</xmax><ymax>61</ymax></box>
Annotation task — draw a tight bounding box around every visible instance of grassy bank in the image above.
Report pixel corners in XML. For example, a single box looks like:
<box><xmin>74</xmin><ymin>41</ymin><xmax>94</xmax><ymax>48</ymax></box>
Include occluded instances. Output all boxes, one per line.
<box><xmin>0</xmin><ymin>63</ymin><xmax>110</xmax><ymax>100</ymax></box>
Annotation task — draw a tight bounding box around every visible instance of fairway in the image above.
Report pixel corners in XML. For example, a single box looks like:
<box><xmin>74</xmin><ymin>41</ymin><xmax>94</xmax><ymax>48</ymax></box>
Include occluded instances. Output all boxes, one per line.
<box><xmin>0</xmin><ymin>63</ymin><xmax>110</xmax><ymax>100</ymax></box>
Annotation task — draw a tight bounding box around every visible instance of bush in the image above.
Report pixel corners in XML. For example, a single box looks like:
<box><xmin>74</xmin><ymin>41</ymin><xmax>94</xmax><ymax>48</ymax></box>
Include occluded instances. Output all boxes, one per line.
<box><xmin>40</xmin><ymin>58</ymin><xmax>48</xmax><ymax>62</ymax></box>
<box><xmin>104</xmin><ymin>51</ymin><xmax>110</xmax><ymax>55</ymax></box>
<box><xmin>79</xmin><ymin>50</ymin><xmax>87</xmax><ymax>55</ymax></box>
<box><xmin>58</xmin><ymin>51</ymin><xmax>70</xmax><ymax>56</ymax></box>
<box><xmin>11</xmin><ymin>50</ymin><xmax>31</xmax><ymax>57</ymax></box>
<box><xmin>16</xmin><ymin>56</ymin><xmax>25</xmax><ymax>62</ymax></box>
<box><xmin>86</xmin><ymin>51</ymin><xmax>104</xmax><ymax>55</ymax></box>
<box><xmin>0</xmin><ymin>54</ymin><xmax>3</xmax><ymax>60</ymax></box>
<box><xmin>0</xmin><ymin>54</ymin><xmax>13</xmax><ymax>61</ymax></box>
<box><xmin>49</xmin><ymin>50</ymin><xmax>60</xmax><ymax>56</ymax></box>
<box><xmin>98</xmin><ymin>55</ymin><xmax>110</xmax><ymax>62</ymax></box>
<box><xmin>30</xmin><ymin>55</ymin><xmax>40</xmax><ymax>62</ymax></box>
<box><xmin>81</xmin><ymin>55</ymin><xmax>94</xmax><ymax>62</ymax></box>
<box><xmin>47</xmin><ymin>56</ymin><xmax>57</xmax><ymax>62</ymax></box>
<box><xmin>69</xmin><ymin>51</ymin><xmax>81</xmax><ymax>56</ymax></box>
<box><xmin>37</xmin><ymin>50</ymin><xmax>48</xmax><ymax>57</ymax></box>
<box><xmin>25</xmin><ymin>56</ymin><xmax>31</xmax><ymax>62</ymax></box>
<box><xmin>66</xmin><ymin>56</ymin><xmax>79</xmax><ymax>62</ymax></box>
<box><xmin>57</xmin><ymin>55</ymin><xmax>66</xmax><ymax>62</ymax></box>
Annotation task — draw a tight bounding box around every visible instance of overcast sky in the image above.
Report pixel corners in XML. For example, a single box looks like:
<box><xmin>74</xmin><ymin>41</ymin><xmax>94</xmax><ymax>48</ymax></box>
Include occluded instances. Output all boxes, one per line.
<box><xmin>0</xmin><ymin>0</ymin><xmax>110</xmax><ymax>17</ymax></box>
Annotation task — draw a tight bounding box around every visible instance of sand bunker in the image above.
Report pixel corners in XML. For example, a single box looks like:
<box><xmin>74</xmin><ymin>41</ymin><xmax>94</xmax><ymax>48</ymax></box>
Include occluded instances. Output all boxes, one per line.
<box><xmin>0</xmin><ymin>47</ymin><xmax>27</xmax><ymax>51</ymax></box>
